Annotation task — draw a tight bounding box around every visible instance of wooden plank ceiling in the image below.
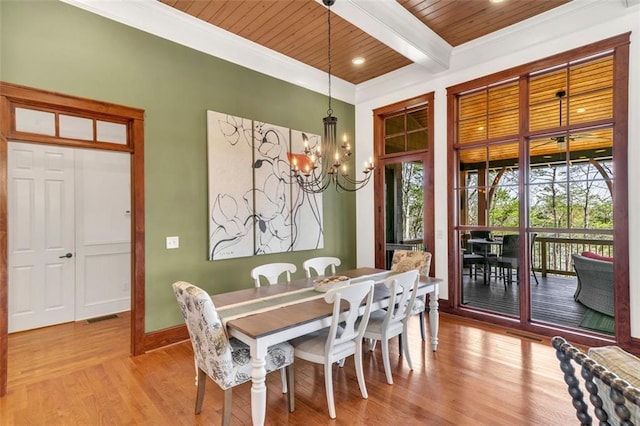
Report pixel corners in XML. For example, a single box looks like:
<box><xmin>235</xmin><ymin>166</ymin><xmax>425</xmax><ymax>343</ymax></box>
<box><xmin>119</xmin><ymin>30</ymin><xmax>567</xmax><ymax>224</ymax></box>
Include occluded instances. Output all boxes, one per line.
<box><xmin>160</xmin><ymin>0</ymin><xmax>571</xmax><ymax>85</ymax></box>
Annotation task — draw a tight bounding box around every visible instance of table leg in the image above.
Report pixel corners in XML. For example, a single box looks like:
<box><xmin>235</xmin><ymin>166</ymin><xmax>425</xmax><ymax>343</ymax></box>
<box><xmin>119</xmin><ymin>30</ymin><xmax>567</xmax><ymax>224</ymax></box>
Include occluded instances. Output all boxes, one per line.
<box><xmin>250</xmin><ymin>345</ymin><xmax>267</xmax><ymax>426</ymax></box>
<box><xmin>429</xmin><ymin>286</ymin><xmax>439</xmax><ymax>351</ymax></box>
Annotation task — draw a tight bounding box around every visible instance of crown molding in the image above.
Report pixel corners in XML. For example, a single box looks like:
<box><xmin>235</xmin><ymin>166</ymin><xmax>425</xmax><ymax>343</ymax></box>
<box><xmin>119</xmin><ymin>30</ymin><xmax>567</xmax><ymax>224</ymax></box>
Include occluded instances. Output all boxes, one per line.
<box><xmin>60</xmin><ymin>0</ymin><xmax>356</xmax><ymax>104</ymax></box>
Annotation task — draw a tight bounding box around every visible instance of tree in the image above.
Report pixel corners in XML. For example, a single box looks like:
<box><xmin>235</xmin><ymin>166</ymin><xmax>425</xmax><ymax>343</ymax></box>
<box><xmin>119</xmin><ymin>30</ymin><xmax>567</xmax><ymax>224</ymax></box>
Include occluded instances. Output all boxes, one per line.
<box><xmin>401</xmin><ymin>162</ymin><xmax>424</xmax><ymax>240</ymax></box>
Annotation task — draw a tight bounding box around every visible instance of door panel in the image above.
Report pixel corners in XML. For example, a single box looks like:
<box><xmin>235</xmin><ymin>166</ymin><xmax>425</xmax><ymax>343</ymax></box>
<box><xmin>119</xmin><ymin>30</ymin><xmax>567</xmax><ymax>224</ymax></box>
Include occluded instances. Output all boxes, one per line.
<box><xmin>74</xmin><ymin>150</ymin><xmax>131</xmax><ymax>320</ymax></box>
<box><xmin>8</xmin><ymin>143</ymin><xmax>75</xmax><ymax>332</ymax></box>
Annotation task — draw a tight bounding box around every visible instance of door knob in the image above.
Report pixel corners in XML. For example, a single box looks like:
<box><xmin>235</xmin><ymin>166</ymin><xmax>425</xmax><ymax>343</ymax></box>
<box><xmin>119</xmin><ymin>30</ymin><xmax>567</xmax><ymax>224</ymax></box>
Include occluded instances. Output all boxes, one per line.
<box><xmin>59</xmin><ymin>252</ymin><xmax>73</xmax><ymax>259</ymax></box>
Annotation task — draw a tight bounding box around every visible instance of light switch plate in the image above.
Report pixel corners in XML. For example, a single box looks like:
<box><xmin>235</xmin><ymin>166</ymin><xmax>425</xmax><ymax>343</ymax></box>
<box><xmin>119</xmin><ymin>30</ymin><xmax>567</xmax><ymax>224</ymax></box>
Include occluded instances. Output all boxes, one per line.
<box><xmin>166</xmin><ymin>236</ymin><xmax>179</xmax><ymax>249</ymax></box>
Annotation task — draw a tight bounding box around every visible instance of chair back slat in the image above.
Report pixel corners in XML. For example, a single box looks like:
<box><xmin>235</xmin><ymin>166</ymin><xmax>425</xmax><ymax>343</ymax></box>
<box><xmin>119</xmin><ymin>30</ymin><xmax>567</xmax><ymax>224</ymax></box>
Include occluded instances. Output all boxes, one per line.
<box><xmin>303</xmin><ymin>257</ymin><xmax>341</xmax><ymax>278</ymax></box>
<box><xmin>324</xmin><ymin>280</ymin><xmax>375</xmax><ymax>355</ymax></box>
<box><xmin>251</xmin><ymin>262</ymin><xmax>297</xmax><ymax>287</ymax></box>
<box><xmin>501</xmin><ymin>234</ymin><xmax>519</xmax><ymax>258</ymax></box>
<box><xmin>384</xmin><ymin>270</ymin><xmax>419</xmax><ymax>329</ymax></box>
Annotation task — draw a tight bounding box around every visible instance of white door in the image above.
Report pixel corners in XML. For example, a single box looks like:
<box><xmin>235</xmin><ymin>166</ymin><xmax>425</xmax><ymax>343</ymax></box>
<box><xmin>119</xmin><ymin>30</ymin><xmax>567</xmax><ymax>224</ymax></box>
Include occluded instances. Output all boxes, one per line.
<box><xmin>74</xmin><ymin>150</ymin><xmax>131</xmax><ymax>320</ymax></box>
<box><xmin>8</xmin><ymin>143</ymin><xmax>131</xmax><ymax>332</ymax></box>
<box><xmin>8</xmin><ymin>143</ymin><xmax>76</xmax><ymax>332</ymax></box>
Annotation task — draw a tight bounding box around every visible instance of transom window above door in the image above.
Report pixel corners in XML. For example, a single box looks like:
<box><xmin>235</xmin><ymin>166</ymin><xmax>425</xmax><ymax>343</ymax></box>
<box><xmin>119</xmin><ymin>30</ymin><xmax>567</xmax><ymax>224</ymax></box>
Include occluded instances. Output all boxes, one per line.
<box><xmin>14</xmin><ymin>106</ymin><xmax>129</xmax><ymax>145</ymax></box>
<box><xmin>383</xmin><ymin>104</ymin><xmax>430</xmax><ymax>155</ymax></box>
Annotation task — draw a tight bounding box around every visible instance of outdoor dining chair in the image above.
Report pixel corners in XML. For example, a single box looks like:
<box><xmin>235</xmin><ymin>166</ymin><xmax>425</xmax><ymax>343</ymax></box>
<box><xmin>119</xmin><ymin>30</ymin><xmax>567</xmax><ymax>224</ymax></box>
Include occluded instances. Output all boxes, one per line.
<box><xmin>302</xmin><ymin>256</ymin><xmax>341</xmax><ymax>278</ymax></box>
<box><xmin>172</xmin><ymin>281</ymin><xmax>295</xmax><ymax>425</ymax></box>
<box><xmin>489</xmin><ymin>234</ymin><xmax>519</xmax><ymax>289</ymax></box>
<box><xmin>290</xmin><ymin>280</ymin><xmax>375</xmax><ymax>419</ymax></box>
<box><xmin>363</xmin><ymin>270</ymin><xmax>419</xmax><ymax>384</ymax></box>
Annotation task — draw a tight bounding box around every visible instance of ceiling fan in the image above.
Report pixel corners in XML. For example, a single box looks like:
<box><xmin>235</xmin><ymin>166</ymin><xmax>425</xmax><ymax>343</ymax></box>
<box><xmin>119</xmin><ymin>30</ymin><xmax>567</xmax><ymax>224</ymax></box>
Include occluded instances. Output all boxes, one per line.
<box><xmin>535</xmin><ymin>90</ymin><xmax>608</xmax><ymax>149</ymax></box>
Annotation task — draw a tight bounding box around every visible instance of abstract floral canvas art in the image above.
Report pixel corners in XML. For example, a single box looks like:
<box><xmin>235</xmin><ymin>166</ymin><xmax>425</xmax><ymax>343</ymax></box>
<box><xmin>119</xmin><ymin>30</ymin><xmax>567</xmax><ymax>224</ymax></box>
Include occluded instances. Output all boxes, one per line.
<box><xmin>207</xmin><ymin>111</ymin><xmax>324</xmax><ymax>260</ymax></box>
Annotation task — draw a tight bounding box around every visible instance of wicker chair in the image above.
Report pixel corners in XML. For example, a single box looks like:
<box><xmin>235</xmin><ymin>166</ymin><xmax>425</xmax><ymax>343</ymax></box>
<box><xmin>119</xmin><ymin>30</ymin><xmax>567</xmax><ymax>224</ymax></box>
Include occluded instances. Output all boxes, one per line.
<box><xmin>552</xmin><ymin>336</ymin><xmax>640</xmax><ymax>424</ymax></box>
<box><xmin>571</xmin><ymin>253</ymin><xmax>614</xmax><ymax>317</ymax></box>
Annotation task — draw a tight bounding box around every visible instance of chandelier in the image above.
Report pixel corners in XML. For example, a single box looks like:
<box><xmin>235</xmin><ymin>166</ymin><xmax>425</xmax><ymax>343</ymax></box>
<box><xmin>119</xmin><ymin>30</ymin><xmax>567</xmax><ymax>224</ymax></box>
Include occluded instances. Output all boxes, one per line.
<box><xmin>287</xmin><ymin>0</ymin><xmax>375</xmax><ymax>193</ymax></box>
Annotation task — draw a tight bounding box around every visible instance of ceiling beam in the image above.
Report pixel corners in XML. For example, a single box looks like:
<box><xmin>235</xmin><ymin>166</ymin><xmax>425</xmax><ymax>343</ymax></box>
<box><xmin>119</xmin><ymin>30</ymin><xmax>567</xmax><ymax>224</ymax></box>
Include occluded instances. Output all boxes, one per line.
<box><xmin>323</xmin><ymin>0</ymin><xmax>452</xmax><ymax>73</ymax></box>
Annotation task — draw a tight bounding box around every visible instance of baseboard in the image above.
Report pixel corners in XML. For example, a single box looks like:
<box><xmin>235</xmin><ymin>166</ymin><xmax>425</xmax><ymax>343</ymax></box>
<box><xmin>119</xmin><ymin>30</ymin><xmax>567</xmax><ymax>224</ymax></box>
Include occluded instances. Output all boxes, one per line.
<box><xmin>143</xmin><ymin>324</ymin><xmax>188</xmax><ymax>352</ymax></box>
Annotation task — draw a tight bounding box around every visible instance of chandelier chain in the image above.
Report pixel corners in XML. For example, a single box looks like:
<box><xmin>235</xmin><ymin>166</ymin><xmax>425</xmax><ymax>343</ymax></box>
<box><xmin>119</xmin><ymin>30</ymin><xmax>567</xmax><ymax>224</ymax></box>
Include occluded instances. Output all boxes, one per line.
<box><xmin>286</xmin><ymin>0</ymin><xmax>374</xmax><ymax>193</ymax></box>
<box><xmin>327</xmin><ymin>2</ymin><xmax>332</xmax><ymax>116</ymax></box>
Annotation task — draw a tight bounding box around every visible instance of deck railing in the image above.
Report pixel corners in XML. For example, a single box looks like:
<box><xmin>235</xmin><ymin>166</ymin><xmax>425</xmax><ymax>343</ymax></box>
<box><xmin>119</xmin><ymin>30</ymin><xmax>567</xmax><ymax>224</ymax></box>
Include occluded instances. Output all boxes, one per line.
<box><xmin>533</xmin><ymin>236</ymin><xmax>614</xmax><ymax>276</ymax></box>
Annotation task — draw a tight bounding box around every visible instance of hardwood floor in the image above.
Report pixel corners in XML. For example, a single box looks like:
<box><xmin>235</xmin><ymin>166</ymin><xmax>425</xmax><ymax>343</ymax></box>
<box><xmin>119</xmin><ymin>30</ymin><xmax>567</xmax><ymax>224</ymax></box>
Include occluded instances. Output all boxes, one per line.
<box><xmin>1</xmin><ymin>311</ymin><xmax>578</xmax><ymax>425</ymax></box>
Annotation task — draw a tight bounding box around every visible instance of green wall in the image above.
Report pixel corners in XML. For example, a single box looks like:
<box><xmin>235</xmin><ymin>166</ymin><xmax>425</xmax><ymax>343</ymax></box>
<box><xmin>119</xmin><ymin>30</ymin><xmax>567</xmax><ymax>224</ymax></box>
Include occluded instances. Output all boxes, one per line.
<box><xmin>0</xmin><ymin>0</ymin><xmax>357</xmax><ymax>331</ymax></box>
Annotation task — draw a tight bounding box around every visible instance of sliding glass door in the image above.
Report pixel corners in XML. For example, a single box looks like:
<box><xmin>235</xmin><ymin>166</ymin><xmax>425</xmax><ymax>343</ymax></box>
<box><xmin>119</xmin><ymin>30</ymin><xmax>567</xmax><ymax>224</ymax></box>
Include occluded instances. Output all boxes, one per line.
<box><xmin>450</xmin><ymin>37</ymin><xmax>627</xmax><ymax>340</ymax></box>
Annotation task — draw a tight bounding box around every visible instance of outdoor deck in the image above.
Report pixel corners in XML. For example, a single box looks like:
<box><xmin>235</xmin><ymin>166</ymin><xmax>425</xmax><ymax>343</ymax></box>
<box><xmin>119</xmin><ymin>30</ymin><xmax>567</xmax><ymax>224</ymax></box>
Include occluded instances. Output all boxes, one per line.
<box><xmin>461</xmin><ymin>270</ymin><xmax>614</xmax><ymax>336</ymax></box>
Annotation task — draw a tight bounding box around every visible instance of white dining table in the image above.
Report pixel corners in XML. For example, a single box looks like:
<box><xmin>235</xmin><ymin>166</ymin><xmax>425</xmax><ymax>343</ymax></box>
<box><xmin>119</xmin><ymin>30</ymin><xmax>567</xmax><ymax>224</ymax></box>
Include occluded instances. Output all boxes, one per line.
<box><xmin>211</xmin><ymin>267</ymin><xmax>441</xmax><ymax>426</ymax></box>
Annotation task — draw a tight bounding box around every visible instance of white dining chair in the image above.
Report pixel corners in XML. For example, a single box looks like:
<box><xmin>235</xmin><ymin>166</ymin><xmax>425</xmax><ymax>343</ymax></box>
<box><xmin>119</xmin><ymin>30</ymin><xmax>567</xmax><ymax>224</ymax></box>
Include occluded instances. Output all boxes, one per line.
<box><xmin>389</xmin><ymin>250</ymin><xmax>431</xmax><ymax>342</ymax></box>
<box><xmin>290</xmin><ymin>280</ymin><xmax>375</xmax><ymax>419</ymax></box>
<box><xmin>302</xmin><ymin>256</ymin><xmax>341</xmax><ymax>278</ymax></box>
<box><xmin>363</xmin><ymin>270</ymin><xmax>419</xmax><ymax>384</ymax></box>
<box><xmin>250</xmin><ymin>262</ymin><xmax>297</xmax><ymax>287</ymax></box>
<box><xmin>172</xmin><ymin>281</ymin><xmax>295</xmax><ymax>425</ymax></box>
<box><xmin>249</xmin><ymin>262</ymin><xmax>297</xmax><ymax>393</ymax></box>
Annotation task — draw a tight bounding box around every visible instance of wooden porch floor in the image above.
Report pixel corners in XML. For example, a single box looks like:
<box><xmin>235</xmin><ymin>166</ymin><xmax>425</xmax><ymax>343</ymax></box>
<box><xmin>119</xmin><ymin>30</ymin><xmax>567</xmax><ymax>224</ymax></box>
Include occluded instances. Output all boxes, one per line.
<box><xmin>461</xmin><ymin>267</ymin><xmax>612</xmax><ymax>335</ymax></box>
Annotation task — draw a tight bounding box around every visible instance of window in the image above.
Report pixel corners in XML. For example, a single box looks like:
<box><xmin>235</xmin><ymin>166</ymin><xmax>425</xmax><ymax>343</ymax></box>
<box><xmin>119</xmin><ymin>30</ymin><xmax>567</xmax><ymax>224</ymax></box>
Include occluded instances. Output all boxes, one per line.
<box><xmin>448</xmin><ymin>34</ymin><xmax>629</xmax><ymax>344</ymax></box>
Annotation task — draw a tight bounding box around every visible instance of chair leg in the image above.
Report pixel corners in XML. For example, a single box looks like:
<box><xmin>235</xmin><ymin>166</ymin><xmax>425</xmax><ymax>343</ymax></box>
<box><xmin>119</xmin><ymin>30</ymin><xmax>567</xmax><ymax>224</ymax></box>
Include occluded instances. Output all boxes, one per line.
<box><xmin>532</xmin><ymin>267</ymin><xmax>540</xmax><ymax>285</ymax></box>
<box><xmin>381</xmin><ymin>336</ymin><xmax>393</xmax><ymax>385</ymax></box>
<box><xmin>324</xmin><ymin>362</ymin><xmax>336</xmax><ymax>419</ymax></box>
<box><xmin>503</xmin><ymin>266</ymin><xmax>508</xmax><ymax>290</ymax></box>
<box><xmin>286</xmin><ymin>364</ymin><xmax>295</xmax><ymax>412</ymax></box>
<box><xmin>402</xmin><ymin>326</ymin><xmax>414</xmax><ymax>371</ymax></box>
<box><xmin>355</xmin><ymin>344</ymin><xmax>369</xmax><ymax>399</ymax></box>
<box><xmin>195</xmin><ymin>368</ymin><xmax>207</xmax><ymax>414</ymax></box>
<box><xmin>419</xmin><ymin>311</ymin><xmax>426</xmax><ymax>341</ymax></box>
<box><xmin>368</xmin><ymin>338</ymin><xmax>377</xmax><ymax>352</ymax></box>
<box><xmin>222</xmin><ymin>388</ymin><xmax>232</xmax><ymax>426</ymax></box>
<box><xmin>280</xmin><ymin>368</ymin><xmax>287</xmax><ymax>394</ymax></box>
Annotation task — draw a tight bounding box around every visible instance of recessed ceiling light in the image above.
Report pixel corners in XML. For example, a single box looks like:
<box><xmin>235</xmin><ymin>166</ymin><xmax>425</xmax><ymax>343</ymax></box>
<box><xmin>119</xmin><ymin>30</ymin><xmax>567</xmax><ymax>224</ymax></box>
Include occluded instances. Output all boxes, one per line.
<box><xmin>576</xmin><ymin>108</ymin><xmax>586</xmax><ymax>113</ymax></box>
<box><xmin>490</xmin><ymin>0</ymin><xmax>505</xmax><ymax>3</ymax></box>
<box><xmin>352</xmin><ymin>57</ymin><xmax>365</xmax><ymax>65</ymax></box>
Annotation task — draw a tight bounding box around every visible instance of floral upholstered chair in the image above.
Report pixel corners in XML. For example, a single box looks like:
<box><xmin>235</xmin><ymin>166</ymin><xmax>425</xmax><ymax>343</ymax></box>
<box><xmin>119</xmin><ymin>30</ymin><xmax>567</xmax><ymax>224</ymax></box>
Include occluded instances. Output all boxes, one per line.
<box><xmin>390</xmin><ymin>250</ymin><xmax>432</xmax><ymax>341</ymax></box>
<box><xmin>172</xmin><ymin>281</ymin><xmax>295</xmax><ymax>425</ymax></box>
